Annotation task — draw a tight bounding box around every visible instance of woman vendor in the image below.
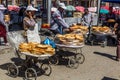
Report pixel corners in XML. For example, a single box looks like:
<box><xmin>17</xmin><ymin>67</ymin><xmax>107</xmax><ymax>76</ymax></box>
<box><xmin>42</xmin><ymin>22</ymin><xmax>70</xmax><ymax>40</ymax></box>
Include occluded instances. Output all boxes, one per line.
<box><xmin>0</xmin><ymin>5</ymin><xmax>8</xmax><ymax>45</ymax></box>
<box><xmin>23</xmin><ymin>5</ymin><xmax>41</xmax><ymax>67</ymax></box>
<box><xmin>23</xmin><ymin>5</ymin><xmax>41</xmax><ymax>43</ymax></box>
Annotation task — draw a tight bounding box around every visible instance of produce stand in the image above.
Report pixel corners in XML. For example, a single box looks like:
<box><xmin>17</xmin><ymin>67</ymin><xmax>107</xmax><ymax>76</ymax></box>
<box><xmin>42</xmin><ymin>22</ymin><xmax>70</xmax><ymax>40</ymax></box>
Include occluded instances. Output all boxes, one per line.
<box><xmin>7</xmin><ymin>31</ymin><xmax>53</xmax><ymax>80</ymax></box>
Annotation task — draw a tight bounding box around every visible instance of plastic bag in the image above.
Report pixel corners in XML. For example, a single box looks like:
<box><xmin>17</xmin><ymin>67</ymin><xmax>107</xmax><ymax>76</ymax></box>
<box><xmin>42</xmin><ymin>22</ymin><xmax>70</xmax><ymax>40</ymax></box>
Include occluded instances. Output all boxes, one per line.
<box><xmin>43</xmin><ymin>37</ymin><xmax>56</xmax><ymax>48</ymax></box>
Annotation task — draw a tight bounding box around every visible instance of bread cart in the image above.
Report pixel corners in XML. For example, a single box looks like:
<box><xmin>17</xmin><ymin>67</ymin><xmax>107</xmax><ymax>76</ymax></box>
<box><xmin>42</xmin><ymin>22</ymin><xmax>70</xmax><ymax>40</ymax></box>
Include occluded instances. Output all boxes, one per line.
<box><xmin>90</xmin><ymin>26</ymin><xmax>113</xmax><ymax>47</ymax></box>
<box><xmin>90</xmin><ymin>31</ymin><xmax>113</xmax><ymax>47</ymax></box>
<box><xmin>7</xmin><ymin>31</ymin><xmax>53</xmax><ymax>80</ymax></box>
<box><xmin>49</xmin><ymin>43</ymin><xmax>85</xmax><ymax>69</ymax></box>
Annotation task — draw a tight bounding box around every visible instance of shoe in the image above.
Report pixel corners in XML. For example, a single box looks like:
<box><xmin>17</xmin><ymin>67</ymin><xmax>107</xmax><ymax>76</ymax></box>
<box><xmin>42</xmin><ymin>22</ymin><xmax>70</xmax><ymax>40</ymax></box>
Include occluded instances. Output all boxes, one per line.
<box><xmin>5</xmin><ymin>43</ymin><xmax>9</xmax><ymax>46</ymax></box>
<box><xmin>116</xmin><ymin>58</ymin><xmax>120</xmax><ymax>61</ymax></box>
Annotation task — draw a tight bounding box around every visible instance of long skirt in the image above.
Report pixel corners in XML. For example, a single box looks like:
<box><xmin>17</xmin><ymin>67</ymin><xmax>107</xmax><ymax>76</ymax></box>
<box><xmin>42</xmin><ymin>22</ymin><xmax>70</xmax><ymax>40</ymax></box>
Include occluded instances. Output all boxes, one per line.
<box><xmin>0</xmin><ymin>24</ymin><xmax>7</xmax><ymax>43</ymax></box>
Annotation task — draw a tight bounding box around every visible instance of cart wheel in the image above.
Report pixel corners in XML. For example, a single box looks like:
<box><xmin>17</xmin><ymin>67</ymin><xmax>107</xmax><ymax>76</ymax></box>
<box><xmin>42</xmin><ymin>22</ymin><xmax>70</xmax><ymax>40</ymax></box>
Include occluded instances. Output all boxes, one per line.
<box><xmin>68</xmin><ymin>57</ymin><xmax>79</xmax><ymax>69</ymax></box>
<box><xmin>76</xmin><ymin>53</ymin><xmax>85</xmax><ymax>64</ymax></box>
<box><xmin>91</xmin><ymin>41</ymin><xmax>94</xmax><ymax>46</ymax></box>
<box><xmin>7</xmin><ymin>63</ymin><xmax>19</xmax><ymax>77</ymax></box>
<box><xmin>101</xmin><ymin>41</ymin><xmax>107</xmax><ymax>47</ymax></box>
<box><xmin>41</xmin><ymin>63</ymin><xmax>52</xmax><ymax>76</ymax></box>
<box><xmin>49</xmin><ymin>55</ymin><xmax>59</xmax><ymax>65</ymax></box>
<box><xmin>25</xmin><ymin>68</ymin><xmax>37</xmax><ymax>80</ymax></box>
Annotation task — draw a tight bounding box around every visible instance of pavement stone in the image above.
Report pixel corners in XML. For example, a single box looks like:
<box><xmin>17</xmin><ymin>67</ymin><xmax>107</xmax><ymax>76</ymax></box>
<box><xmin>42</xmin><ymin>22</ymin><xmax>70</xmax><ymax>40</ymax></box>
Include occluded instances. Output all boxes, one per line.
<box><xmin>0</xmin><ymin>44</ymin><xmax>119</xmax><ymax>80</ymax></box>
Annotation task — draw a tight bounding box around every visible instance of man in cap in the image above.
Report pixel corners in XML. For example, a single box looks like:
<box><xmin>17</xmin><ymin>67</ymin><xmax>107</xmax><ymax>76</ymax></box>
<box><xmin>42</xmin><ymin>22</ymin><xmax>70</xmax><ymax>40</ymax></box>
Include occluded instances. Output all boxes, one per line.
<box><xmin>51</xmin><ymin>3</ymin><xmax>69</xmax><ymax>34</ymax></box>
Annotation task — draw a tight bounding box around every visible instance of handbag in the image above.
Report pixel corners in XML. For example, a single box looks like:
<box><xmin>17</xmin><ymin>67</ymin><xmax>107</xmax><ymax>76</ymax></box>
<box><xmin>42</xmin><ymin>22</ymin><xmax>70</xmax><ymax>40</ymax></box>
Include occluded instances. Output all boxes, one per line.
<box><xmin>43</xmin><ymin>37</ymin><xmax>56</xmax><ymax>48</ymax></box>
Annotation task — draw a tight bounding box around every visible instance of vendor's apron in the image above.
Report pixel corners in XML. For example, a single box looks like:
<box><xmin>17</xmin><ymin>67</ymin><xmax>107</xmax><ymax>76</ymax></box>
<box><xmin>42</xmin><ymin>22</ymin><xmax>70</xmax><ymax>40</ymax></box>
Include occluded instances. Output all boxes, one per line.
<box><xmin>27</xmin><ymin>24</ymin><xmax>41</xmax><ymax>43</ymax></box>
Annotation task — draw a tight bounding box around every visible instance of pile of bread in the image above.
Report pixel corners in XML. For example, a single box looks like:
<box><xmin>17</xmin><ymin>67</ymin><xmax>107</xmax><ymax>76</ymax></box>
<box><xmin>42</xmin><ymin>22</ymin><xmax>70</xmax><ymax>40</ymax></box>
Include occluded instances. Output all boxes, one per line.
<box><xmin>73</xmin><ymin>12</ymin><xmax>83</xmax><ymax>18</ymax></box>
<box><xmin>19</xmin><ymin>42</ymin><xmax>55</xmax><ymax>55</ymax></box>
<box><xmin>69</xmin><ymin>24</ymin><xmax>88</xmax><ymax>34</ymax></box>
<box><xmin>56</xmin><ymin>34</ymin><xmax>84</xmax><ymax>46</ymax></box>
<box><xmin>92</xmin><ymin>26</ymin><xmax>111</xmax><ymax>33</ymax></box>
<box><xmin>107</xmin><ymin>19</ymin><xmax>115</xmax><ymax>23</ymax></box>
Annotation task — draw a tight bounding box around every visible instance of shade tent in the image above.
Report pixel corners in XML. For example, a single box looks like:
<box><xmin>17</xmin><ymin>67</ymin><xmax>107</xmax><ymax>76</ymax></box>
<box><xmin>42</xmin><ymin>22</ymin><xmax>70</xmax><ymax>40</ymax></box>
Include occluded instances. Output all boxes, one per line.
<box><xmin>102</xmin><ymin>0</ymin><xmax>120</xmax><ymax>3</ymax></box>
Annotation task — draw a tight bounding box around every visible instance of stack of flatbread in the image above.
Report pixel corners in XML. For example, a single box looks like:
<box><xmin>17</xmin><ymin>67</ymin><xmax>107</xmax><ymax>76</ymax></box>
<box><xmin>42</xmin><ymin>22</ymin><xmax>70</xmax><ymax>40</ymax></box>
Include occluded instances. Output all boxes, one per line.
<box><xmin>56</xmin><ymin>34</ymin><xmax>84</xmax><ymax>46</ymax></box>
<box><xmin>92</xmin><ymin>26</ymin><xmax>111</xmax><ymax>33</ymax></box>
<box><xmin>19</xmin><ymin>42</ymin><xmax>55</xmax><ymax>55</ymax></box>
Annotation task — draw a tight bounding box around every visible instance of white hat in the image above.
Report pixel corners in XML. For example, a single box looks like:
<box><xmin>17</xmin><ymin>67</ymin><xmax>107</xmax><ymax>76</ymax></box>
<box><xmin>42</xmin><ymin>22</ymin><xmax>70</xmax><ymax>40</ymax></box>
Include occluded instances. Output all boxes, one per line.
<box><xmin>58</xmin><ymin>3</ymin><xmax>66</xmax><ymax>9</ymax></box>
<box><xmin>51</xmin><ymin>7</ymin><xmax>57</xmax><ymax>12</ymax></box>
<box><xmin>26</xmin><ymin>5</ymin><xmax>38</xmax><ymax>11</ymax></box>
<box><xmin>0</xmin><ymin>5</ymin><xmax>6</xmax><ymax>10</ymax></box>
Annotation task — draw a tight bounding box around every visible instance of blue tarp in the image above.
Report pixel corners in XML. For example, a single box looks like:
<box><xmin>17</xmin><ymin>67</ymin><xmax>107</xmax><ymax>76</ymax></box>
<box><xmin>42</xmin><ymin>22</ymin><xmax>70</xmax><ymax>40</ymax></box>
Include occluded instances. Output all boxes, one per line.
<box><xmin>102</xmin><ymin>0</ymin><xmax>120</xmax><ymax>3</ymax></box>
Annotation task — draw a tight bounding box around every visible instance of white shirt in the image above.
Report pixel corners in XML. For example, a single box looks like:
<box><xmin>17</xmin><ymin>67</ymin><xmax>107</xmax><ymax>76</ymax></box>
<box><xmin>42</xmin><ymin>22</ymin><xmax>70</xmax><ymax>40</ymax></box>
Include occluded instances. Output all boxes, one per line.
<box><xmin>82</xmin><ymin>12</ymin><xmax>93</xmax><ymax>27</ymax></box>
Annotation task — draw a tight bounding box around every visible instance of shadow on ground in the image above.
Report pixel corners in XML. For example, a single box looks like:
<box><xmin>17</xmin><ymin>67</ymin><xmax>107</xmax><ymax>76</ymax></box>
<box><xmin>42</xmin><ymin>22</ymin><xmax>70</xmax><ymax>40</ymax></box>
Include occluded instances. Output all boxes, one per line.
<box><xmin>0</xmin><ymin>57</ymin><xmax>50</xmax><ymax>78</ymax></box>
<box><xmin>94</xmin><ymin>52</ymin><xmax>116</xmax><ymax>61</ymax></box>
<box><xmin>102</xmin><ymin>76</ymin><xmax>118</xmax><ymax>80</ymax></box>
<box><xmin>0</xmin><ymin>63</ymin><xmax>12</xmax><ymax>70</ymax></box>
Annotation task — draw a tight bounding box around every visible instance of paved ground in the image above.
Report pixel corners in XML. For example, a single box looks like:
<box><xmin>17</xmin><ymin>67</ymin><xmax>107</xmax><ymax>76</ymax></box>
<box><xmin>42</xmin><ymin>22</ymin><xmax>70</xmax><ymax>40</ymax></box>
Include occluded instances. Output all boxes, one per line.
<box><xmin>0</xmin><ymin>44</ymin><xmax>120</xmax><ymax>80</ymax></box>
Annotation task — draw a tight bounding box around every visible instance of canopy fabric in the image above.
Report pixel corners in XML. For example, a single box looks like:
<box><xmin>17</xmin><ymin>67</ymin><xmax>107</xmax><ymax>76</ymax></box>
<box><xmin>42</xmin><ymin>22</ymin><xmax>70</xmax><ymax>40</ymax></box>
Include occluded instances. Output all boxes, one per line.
<box><xmin>101</xmin><ymin>6</ymin><xmax>109</xmax><ymax>10</ymax></box>
<box><xmin>100</xmin><ymin>9</ymin><xmax>109</xmax><ymax>14</ymax></box>
<box><xmin>88</xmin><ymin>7</ymin><xmax>97</xmax><ymax>12</ymax></box>
<box><xmin>66</xmin><ymin>5</ymin><xmax>76</xmax><ymax>11</ymax></box>
<box><xmin>102</xmin><ymin>0</ymin><xmax>120</xmax><ymax>3</ymax></box>
<box><xmin>75</xmin><ymin>6</ymin><xmax>84</xmax><ymax>12</ymax></box>
<box><xmin>8</xmin><ymin>5</ymin><xmax>20</xmax><ymax>11</ymax></box>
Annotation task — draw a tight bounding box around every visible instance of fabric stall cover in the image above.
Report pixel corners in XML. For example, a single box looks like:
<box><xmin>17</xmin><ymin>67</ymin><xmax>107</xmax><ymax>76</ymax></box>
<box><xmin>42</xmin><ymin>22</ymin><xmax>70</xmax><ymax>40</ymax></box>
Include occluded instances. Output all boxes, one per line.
<box><xmin>102</xmin><ymin>0</ymin><xmax>120</xmax><ymax>3</ymax></box>
<box><xmin>66</xmin><ymin>5</ymin><xmax>76</xmax><ymax>11</ymax></box>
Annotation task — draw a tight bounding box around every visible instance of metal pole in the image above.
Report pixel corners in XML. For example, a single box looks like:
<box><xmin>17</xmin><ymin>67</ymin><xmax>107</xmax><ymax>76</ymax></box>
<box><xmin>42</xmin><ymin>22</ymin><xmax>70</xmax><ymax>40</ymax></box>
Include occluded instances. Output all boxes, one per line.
<box><xmin>97</xmin><ymin>0</ymin><xmax>101</xmax><ymax>26</ymax></box>
<box><xmin>47</xmin><ymin>0</ymin><xmax>51</xmax><ymax>24</ymax></box>
<box><xmin>6</xmin><ymin>0</ymin><xmax>8</xmax><ymax>8</ymax></box>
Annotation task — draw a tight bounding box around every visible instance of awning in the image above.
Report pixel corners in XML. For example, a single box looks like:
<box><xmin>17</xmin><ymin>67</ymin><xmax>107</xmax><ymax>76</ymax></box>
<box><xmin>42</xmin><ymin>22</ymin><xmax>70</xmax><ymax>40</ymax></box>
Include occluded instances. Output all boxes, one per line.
<box><xmin>102</xmin><ymin>0</ymin><xmax>120</xmax><ymax>3</ymax></box>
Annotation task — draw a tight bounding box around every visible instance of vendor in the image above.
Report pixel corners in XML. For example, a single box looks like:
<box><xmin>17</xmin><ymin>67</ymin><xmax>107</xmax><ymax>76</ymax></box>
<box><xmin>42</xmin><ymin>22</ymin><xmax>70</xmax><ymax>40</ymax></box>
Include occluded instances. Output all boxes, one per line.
<box><xmin>23</xmin><ymin>5</ymin><xmax>41</xmax><ymax>67</ymax></box>
<box><xmin>51</xmin><ymin>3</ymin><xmax>69</xmax><ymax>34</ymax></box>
<box><xmin>113</xmin><ymin>18</ymin><xmax>120</xmax><ymax>61</ymax></box>
<box><xmin>82</xmin><ymin>8</ymin><xmax>93</xmax><ymax>42</ymax></box>
<box><xmin>0</xmin><ymin>5</ymin><xmax>8</xmax><ymax>45</ymax></box>
<box><xmin>23</xmin><ymin>5</ymin><xmax>41</xmax><ymax>43</ymax></box>
<box><xmin>82</xmin><ymin>8</ymin><xmax>93</xmax><ymax>27</ymax></box>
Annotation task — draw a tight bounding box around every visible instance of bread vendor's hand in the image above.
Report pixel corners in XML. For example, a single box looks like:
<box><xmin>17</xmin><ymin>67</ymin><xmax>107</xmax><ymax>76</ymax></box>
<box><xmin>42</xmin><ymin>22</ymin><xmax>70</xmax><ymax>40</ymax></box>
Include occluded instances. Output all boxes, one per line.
<box><xmin>64</xmin><ymin>28</ymin><xmax>71</xmax><ymax>32</ymax></box>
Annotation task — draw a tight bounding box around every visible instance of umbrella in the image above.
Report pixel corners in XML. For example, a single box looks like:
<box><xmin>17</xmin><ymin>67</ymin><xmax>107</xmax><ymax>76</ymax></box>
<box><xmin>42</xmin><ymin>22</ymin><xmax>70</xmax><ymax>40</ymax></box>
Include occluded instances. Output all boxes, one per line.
<box><xmin>88</xmin><ymin>7</ymin><xmax>97</xmax><ymax>12</ymax></box>
<box><xmin>8</xmin><ymin>5</ymin><xmax>20</xmax><ymax>11</ymax></box>
<box><xmin>100</xmin><ymin>9</ymin><xmax>109</xmax><ymax>14</ymax></box>
<box><xmin>101</xmin><ymin>6</ymin><xmax>109</xmax><ymax>10</ymax></box>
<box><xmin>66</xmin><ymin>5</ymin><xmax>76</xmax><ymax>11</ymax></box>
<box><xmin>75</xmin><ymin>6</ymin><xmax>84</xmax><ymax>12</ymax></box>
